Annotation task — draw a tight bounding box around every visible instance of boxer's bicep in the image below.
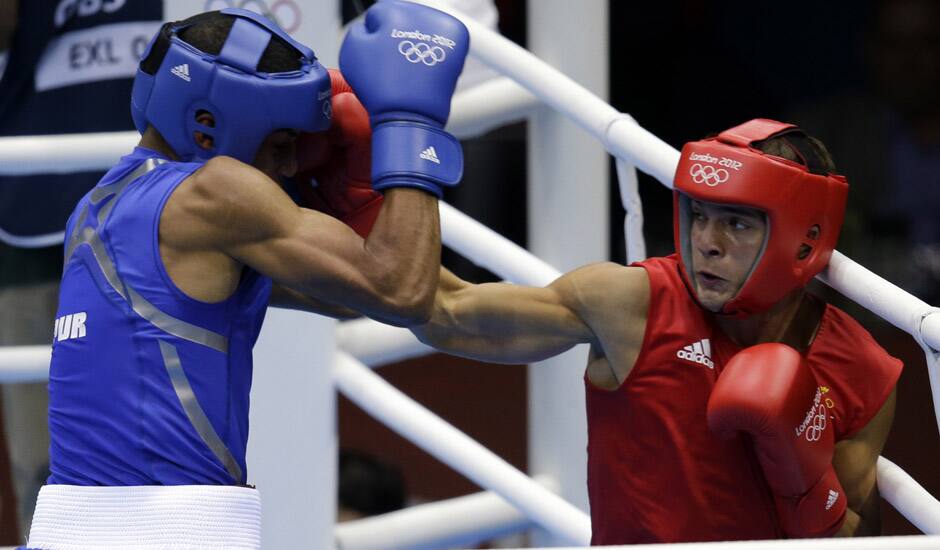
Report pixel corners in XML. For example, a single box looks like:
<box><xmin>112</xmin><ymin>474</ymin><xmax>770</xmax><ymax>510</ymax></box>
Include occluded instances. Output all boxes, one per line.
<box><xmin>191</xmin><ymin>158</ymin><xmax>432</xmax><ymax>325</ymax></box>
<box><xmin>231</xmin><ymin>204</ymin><xmax>430</xmax><ymax>323</ymax></box>
<box><xmin>833</xmin><ymin>389</ymin><xmax>896</xmax><ymax>536</ymax></box>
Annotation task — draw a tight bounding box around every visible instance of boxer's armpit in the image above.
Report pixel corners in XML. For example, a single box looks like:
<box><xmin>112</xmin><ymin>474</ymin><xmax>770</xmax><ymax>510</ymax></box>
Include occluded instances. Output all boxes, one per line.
<box><xmin>832</xmin><ymin>389</ymin><xmax>896</xmax><ymax>536</ymax></box>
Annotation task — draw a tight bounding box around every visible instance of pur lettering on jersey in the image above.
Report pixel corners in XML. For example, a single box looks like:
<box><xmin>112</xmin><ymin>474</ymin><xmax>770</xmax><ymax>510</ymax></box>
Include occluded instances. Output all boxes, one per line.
<box><xmin>54</xmin><ymin>312</ymin><xmax>88</xmax><ymax>342</ymax></box>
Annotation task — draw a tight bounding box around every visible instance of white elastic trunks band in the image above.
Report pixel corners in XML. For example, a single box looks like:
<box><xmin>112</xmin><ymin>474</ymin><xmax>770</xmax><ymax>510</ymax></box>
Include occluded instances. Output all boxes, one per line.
<box><xmin>28</xmin><ymin>484</ymin><xmax>262</xmax><ymax>549</ymax></box>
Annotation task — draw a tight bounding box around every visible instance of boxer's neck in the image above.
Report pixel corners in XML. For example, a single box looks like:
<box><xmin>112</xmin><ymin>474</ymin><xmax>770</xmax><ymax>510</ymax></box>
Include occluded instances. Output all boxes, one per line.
<box><xmin>715</xmin><ymin>288</ymin><xmax>823</xmax><ymax>351</ymax></box>
<box><xmin>138</xmin><ymin>127</ymin><xmax>180</xmax><ymax>161</ymax></box>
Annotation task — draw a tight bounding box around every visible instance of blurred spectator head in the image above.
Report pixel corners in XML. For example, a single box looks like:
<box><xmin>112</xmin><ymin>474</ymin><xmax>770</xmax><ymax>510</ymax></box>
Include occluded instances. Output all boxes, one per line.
<box><xmin>866</xmin><ymin>0</ymin><xmax>940</xmax><ymax>120</ymax></box>
<box><xmin>338</xmin><ymin>449</ymin><xmax>406</xmax><ymax>521</ymax></box>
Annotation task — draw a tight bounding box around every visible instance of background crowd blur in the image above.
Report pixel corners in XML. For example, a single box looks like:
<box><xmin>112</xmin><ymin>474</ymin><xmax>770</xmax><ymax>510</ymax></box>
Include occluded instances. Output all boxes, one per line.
<box><xmin>0</xmin><ymin>0</ymin><xmax>937</xmax><ymax>545</ymax></box>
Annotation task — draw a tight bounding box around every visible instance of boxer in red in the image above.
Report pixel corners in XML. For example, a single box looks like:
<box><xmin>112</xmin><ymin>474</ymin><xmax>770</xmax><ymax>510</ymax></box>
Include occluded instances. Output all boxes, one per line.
<box><xmin>411</xmin><ymin>119</ymin><xmax>902</xmax><ymax>543</ymax></box>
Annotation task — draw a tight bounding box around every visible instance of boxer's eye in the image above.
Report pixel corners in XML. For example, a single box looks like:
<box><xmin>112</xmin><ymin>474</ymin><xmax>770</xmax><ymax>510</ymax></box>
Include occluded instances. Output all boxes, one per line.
<box><xmin>728</xmin><ymin>217</ymin><xmax>750</xmax><ymax>231</ymax></box>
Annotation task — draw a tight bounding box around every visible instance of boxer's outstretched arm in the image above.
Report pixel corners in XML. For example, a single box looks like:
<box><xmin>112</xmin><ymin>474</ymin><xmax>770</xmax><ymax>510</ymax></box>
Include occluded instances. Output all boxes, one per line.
<box><xmin>413</xmin><ymin>262</ymin><xmax>649</xmax><ymax>364</ymax></box>
<box><xmin>170</xmin><ymin>156</ymin><xmax>440</xmax><ymax>327</ymax></box>
<box><xmin>833</xmin><ymin>389</ymin><xmax>897</xmax><ymax>537</ymax></box>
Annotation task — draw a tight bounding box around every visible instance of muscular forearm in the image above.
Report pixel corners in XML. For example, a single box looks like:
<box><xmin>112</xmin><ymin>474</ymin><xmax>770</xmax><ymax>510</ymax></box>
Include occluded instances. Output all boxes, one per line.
<box><xmin>412</xmin><ymin>271</ymin><xmax>590</xmax><ymax>364</ymax></box>
<box><xmin>358</xmin><ymin>188</ymin><xmax>440</xmax><ymax>326</ymax></box>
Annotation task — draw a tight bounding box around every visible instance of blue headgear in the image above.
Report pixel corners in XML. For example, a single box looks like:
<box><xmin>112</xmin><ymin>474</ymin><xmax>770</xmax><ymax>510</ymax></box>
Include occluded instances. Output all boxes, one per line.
<box><xmin>131</xmin><ymin>8</ymin><xmax>331</xmax><ymax>163</ymax></box>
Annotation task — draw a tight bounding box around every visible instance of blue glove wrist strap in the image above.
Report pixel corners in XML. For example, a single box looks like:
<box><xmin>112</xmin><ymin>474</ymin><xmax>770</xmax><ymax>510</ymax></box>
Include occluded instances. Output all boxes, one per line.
<box><xmin>371</xmin><ymin>121</ymin><xmax>463</xmax><ymax>197</ymax></box>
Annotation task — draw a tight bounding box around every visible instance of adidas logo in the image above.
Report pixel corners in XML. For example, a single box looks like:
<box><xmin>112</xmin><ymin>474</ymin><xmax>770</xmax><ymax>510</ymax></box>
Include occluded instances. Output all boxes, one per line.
<box><xmin>825</xmin><ymin>489</ymin><xmax>839</xmax><ymax>510</ymax></box>
<box><xmin>676</xmin><ymin>338</ymin><xmax>714</xmax><ymax>369</ymax></box>
<box><xmin>170</xmin><ymin>63</ymin><xmax>191</xmax><ymax>82</ymax></box>
<box><xmin>419</xmin><ymin>146</ymin><xmax>440</xmax><ymax>164</ymax></box>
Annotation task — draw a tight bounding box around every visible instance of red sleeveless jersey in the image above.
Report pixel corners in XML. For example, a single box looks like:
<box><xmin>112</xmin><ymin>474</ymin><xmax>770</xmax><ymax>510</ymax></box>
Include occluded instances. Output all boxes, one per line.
<box><xmin>585</xmin><ymin>255</ymin><xmax>902</xmax><ymax>544</ymax></box>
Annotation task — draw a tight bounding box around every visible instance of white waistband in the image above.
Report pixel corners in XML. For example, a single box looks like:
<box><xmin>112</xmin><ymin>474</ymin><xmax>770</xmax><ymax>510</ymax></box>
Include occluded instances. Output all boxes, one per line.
<box><xmin>28</xmin><ymin>484</ymin><xmax>262</xmax><ymax>550</ymax></box>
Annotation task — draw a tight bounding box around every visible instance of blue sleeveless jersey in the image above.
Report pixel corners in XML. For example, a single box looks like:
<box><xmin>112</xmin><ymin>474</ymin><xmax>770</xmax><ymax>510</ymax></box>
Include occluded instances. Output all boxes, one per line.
<box><xmin>49</xmin><ymin>147</ymin><xmax>272</xmax><ymax>486</ymax></box>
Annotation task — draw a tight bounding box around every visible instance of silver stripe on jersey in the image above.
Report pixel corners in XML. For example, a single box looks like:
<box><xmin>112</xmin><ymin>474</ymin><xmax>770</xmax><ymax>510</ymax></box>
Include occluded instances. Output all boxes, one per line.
<box><xmin>66</xmin><ymin>158</ymin><xmax>230</xmax><ymax>352</ymax></box>
<box><xmin>128</xmin><ymin>286</ymin><xmax>229</xmax><ymax>353</ymax></box>
<box><xmin>66</xmin><ymin>158</ymin><xmax>166</xmax><ymax>262</ymax></box>
<box><xmin>159</xmin><ymin>340</ymin><xmax>244</xmax><ymax>483</ymax></box>
<box><xmin>64</xmin><ymin>157</ymin><xmax>240</xmax><ymax>479</ymax></box>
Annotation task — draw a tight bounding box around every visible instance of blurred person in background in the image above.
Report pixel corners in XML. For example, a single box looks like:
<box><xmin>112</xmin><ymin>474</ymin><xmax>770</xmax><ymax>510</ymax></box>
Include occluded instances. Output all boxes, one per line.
<box><xmin>0</xmin><ymin>1</ymin><xmax>164</xmax><ymax>540</ymax></box>
<box><xmin>337</xmin><ymin>449</ymin><xmax>406</xmax><ymax>522</ymax></box>
<box><xmin>790</xmin><ymin>0</ymin><xmax>940</xmax><ymax>305</ymax></box>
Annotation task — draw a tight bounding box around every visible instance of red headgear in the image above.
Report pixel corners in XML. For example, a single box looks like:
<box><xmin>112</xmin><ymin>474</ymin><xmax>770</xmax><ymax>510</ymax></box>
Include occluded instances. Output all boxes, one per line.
<box><xmin>673</xmin><ymin>119</ymin><xmax>848</xmax><ymax>317</ymax></box>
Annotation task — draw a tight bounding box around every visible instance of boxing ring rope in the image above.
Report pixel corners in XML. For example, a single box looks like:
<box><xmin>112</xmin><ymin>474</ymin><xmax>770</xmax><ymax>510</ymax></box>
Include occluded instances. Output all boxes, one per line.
<box><xmin>334</xmin><ymin>351</ymin><xmax>591</xmax><ymax>545</ymax></box>
<box><xmin>334</xmin><ymin>484</ymin><xmax>534</xmax><ymax>550</ymax></box>
<box><xmin>1</xmin><ymin>6</ymin><xmax>940</xmax><ymax>550</ymax></box>
<box><xmin>0</xmin><ymin>346</ymin><xmax>50</xmax><ymax>383</ymax></box>
<box><xmin>877</xmin><ymin>457</ymin><xmax>940</xmax><ymax>534</ymax></box>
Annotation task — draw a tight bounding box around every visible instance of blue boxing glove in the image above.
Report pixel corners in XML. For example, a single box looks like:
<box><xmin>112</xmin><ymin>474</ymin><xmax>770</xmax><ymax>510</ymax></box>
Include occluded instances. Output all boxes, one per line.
<box><xmin>339</xmin><ymin>0</ymin><xmax>469</xmax><ymax>197</ymax></box>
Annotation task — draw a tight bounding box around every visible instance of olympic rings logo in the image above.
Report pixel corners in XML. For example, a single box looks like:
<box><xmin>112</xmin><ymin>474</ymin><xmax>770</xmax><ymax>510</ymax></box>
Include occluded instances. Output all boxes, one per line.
<box><xmin>689</xmin><ymin>163</ymin><xmax>729</xmax><ymax>187</ymax></box>
<box><xmin>804</xmin><ymin>403</ymin><xmax>828</xmax><ymax>442</ymax></box>
<box><xmin>398</xmin><ymin>41</ymin><xmax>446</xmax><ymax>66</ymax></box>
<box><xmin>204</xmin><ymin>0</ymin><xmax>301</xmax><ymax>33</ymax></box>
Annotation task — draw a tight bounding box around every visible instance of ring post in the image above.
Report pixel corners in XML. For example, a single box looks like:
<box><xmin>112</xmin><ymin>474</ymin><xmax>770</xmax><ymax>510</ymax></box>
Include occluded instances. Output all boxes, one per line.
<box><xmin>526</xmin><ymin>0</ymin><xmax>610</xmax><ymax>546</ymax></box>
<box><xmin>248</xmin><ymin>310</ymin><xmax>337</xmax><ymax>548</ymax></box>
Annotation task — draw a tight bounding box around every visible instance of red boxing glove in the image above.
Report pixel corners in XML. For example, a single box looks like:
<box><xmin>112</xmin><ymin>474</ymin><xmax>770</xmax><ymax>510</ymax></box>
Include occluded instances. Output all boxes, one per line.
<box><xmin>294</xmin><ymin>68</ymin><xmax>383</xmax><ymax>238</ymax></box>
<box><xmin>707</xmin><ymin>343</ymin><xmax>847</xmax><ymax>538</ymax></box>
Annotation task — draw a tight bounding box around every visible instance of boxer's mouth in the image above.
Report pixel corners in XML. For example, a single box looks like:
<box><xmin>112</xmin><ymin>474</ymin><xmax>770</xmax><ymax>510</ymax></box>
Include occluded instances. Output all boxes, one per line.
<box><xmin>696</xmin><ymin>270</ymin><xmax>726</xmax><ymax>290</ymax></box>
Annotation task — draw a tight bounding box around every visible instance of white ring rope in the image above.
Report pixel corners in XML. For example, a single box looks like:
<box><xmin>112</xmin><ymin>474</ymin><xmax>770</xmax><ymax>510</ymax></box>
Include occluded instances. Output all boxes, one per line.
<box><xmin>510</xmin><ymin>536</ymin><xmax>940</xmax><ymax>550</ymax></box>
<box><xmin>877</xmin><ymin>456</ymin><xmax>940</xmax><ymax>535</ymax></box>
<box><xmin>0</xmin><ymin>345</ymin><xmax>50</xmax><ymax>383</ymax></box>
<box><xmin>335</xmin><ymin>482</ymin><xmax>540</xmax><ymax>550</ymax></box>
<box><xmin>334</xmin><ymin>351</ymin><xmax>592</xmax><ymax>545</ymax></box>
<box><xmin>616</xmin><ymin>155</ymin><xmax>646</xmax><ymax>264</ymax></box>
<box><xmin>0</xmin><ymin>131</ymin><xmax>138</xmax><ymax>175</ymax></box>
<box><xmin>0</xmin><ymin>83</ymin><xmax>529</xmax><ymax>176</ymax></box>
<box><xmin>408</xmin><ymin>0</ymin><xmax>681</xmax><ymax>186</ymax></box>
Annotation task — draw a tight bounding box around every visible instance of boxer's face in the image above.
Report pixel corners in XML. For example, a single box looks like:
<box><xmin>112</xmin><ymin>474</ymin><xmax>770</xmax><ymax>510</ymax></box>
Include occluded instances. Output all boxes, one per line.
<box><xmin>688</xmin><ymin>200</ymin><xmax>767</xmax><ymax>312</ymax></box>
<box><xmin>253</xmin><ymin>129</ymin><xmax>299</xmax><ymax>182</ymax></box>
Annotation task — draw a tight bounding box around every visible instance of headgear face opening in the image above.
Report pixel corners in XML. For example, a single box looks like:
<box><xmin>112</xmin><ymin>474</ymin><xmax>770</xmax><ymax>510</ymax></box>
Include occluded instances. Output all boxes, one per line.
<box><xmin>131</xmin><ymin>8</ymin><xmax>332</xmax><ymax>164</ymax></box>
<box><xmin>672</xmin><ymin>119</ymin><xmax>849</xmax><ymax>317</ymax></box>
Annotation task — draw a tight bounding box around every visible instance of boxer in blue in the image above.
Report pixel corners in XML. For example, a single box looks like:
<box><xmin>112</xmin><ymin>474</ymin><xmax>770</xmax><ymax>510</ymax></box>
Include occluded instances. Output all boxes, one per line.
<box><xmin>26</xmin><ymin>3</ymin><xmax>469</xmax><ymax>548</ymax></box>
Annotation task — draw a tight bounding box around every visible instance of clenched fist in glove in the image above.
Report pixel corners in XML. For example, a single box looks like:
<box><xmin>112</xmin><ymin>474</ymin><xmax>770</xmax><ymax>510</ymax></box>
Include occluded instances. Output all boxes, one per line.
<box><xmin>294</xmin><ymin>69</ymin><xmax>383</xmax><ymax>238</ymax></box>
<box><xmin>707</xmin><ymin>343</ymin><xmax>847</xmax><ymax>538</ymax></box>
<box><xmin>339</xmin><ymin>0</ymin><xmax>469</xmax><ymax>197</ymax></box>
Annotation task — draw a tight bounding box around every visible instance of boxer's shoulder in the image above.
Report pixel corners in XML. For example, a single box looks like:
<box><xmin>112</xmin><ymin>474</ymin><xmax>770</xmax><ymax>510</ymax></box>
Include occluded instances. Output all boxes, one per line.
<box><xmin>160</xmin><ymin>156</ymin><xmax>278</xmax><ymax>251</ymax></box>
<box><xmin>190</xmin><ymin>155</ymin><xmax>266</xmax><ymax>193</ymax></box>
<box><xmin>554</xmin><ymin>262</ymin><xmax>649</xmax><ymax>331</ymax></box>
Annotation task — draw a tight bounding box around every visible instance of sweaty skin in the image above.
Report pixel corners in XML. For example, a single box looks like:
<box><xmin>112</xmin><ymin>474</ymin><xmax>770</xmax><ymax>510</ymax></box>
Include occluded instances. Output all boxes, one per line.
<box><xmin>413</xmin><ymin>200</ymin><xmax>894</xmax><ymax>537</ymax></box>
<box><xmin>142</xmin><ymin>125</ymin><xmax>440</xmax><ymax>327</ymax></box>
